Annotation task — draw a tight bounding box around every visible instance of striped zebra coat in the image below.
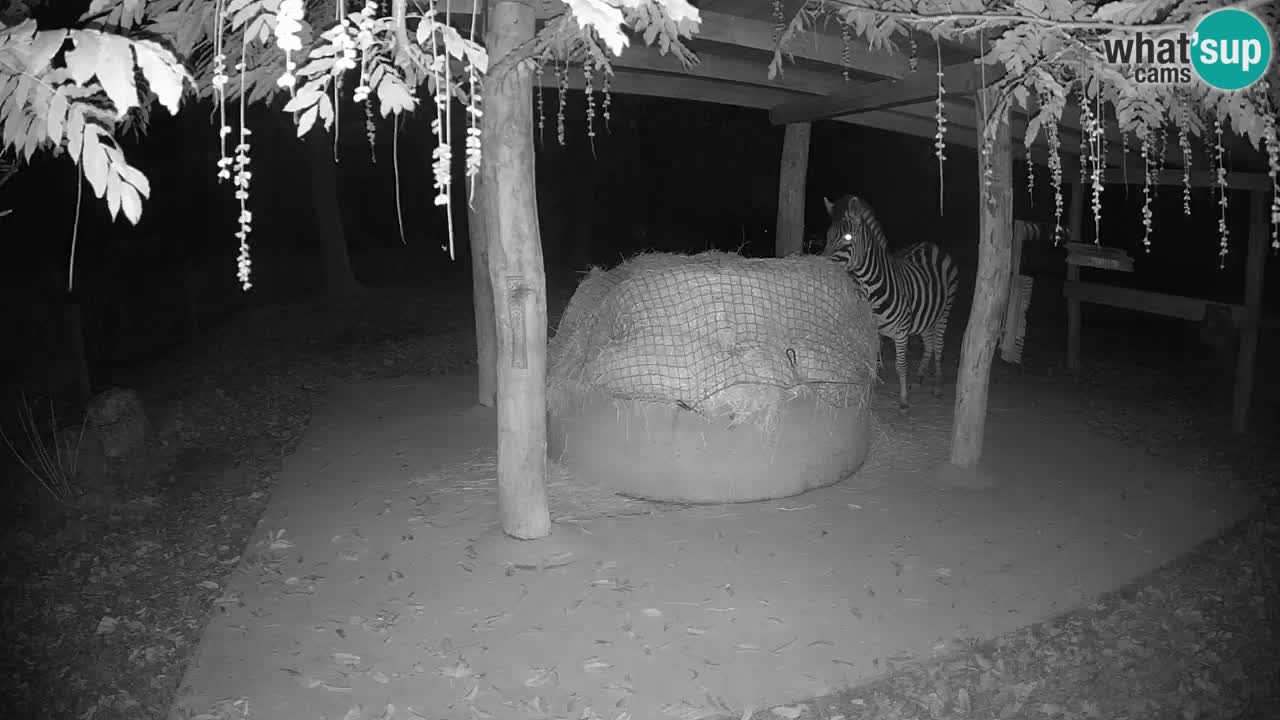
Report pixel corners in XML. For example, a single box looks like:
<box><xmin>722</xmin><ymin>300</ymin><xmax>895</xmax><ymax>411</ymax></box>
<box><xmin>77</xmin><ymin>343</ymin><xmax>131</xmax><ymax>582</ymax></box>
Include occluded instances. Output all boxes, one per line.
<box><xmin>821</xmin><ymin>195</ymin><xmax>959</xmax><ymax>410</ymax></box>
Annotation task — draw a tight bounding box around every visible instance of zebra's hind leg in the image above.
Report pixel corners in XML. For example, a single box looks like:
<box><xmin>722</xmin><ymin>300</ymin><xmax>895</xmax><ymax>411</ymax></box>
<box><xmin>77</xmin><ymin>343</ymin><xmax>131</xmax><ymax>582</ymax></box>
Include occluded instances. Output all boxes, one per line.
<box><xmin>893</xmin><ymin>335</ymin><xmax>910</xmax><ymax>412</ymax></box>
<box><xmin>927</xmin><ymin>318</ymin><xmax>947</xmax><ymax>397</ymax></box>
<box><xmin>916</xmin><ymin>329</ymin><xmax>936</xmax><ymax>390</ymax></box>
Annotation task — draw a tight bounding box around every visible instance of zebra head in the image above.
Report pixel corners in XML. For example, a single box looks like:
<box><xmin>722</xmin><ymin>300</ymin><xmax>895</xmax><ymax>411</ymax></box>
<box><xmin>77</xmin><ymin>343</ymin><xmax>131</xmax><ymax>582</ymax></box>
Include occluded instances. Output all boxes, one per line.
<box><xmin>821</xmin><ymin>194</ymin><xmax>886</xmax><ymax>271</ymax></box>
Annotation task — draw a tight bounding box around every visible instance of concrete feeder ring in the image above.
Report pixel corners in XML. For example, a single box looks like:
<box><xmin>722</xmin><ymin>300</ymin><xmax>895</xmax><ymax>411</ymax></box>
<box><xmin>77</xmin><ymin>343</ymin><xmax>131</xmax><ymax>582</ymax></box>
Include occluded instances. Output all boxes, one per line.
<box><xmin>549</xmin><ymin>390</ymin><xmax>871</xmax><ymax>504</ymax></box>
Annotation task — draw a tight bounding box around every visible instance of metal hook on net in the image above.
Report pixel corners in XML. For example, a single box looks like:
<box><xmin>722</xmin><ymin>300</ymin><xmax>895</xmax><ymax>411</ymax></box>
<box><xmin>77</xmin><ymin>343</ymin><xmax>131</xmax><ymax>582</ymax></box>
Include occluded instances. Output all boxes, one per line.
<box><xmin>784</xmin><ymin>347</ymin><xmax>808</xmax><ymax>387</ymax></box>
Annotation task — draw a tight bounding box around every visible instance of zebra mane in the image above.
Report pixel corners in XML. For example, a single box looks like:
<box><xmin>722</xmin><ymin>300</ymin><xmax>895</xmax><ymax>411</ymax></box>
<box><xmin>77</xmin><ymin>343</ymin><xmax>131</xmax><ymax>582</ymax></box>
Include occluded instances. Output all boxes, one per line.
<box><xmin>829</xmin><ymin>195</ymin><xmax>888</xmax><ymax>251</ymax></box>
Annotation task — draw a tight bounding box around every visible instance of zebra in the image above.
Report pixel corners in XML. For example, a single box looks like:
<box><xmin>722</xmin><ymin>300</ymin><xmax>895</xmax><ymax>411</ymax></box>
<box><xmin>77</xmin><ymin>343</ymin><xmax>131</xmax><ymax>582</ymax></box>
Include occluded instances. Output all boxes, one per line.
<box><xmin>1013</xmin><ymin>219</ymin><xmax>1070</xmax><ymax>247</ymax></box>
<box><xmin>821</xmin><ymin>195</ymin><xmax>960</xmax><ymax>411</ymax></box>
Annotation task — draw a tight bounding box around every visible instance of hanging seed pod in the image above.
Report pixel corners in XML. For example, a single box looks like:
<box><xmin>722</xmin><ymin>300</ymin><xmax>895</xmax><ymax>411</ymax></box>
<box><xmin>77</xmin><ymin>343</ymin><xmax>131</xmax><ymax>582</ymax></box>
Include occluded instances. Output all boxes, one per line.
<box><xmin>981</xmin><ymin>136</ymin><xmax>994</xmax><ymax>200</ymax></box>
<box><xmin>233</xmin><ymin>51</ymin><xmax>253</xmax><ymax>291</ymax></box>
<box><xmin>602</xmin><ymin>66</ymin><xmax>612</xmax><ymax>131</ymax></box>
<box><xmin>934</xmin><ymin>43</ymin><xmax>947</xmax><ymax>212</ymax></box>
<box><xmin>556</xmin><ymin>59</ymin><xmax>568</xmax><ymax>147</ymax></box>
<box><xmin>841</xmin><ymin>22</ymin><xmax>851</xmax><ymax>83</ymax></box>
<box><xmin>584</xmin><ymin>55</ymin><xmax>596</xmax><ymax>142</ymax></box>
<box><xmin>365</xmin><ymin>99</ymin><xmax>376</xmax><ymax>163</ymax></box>
<box><xmin>1151</xmin><ymin>120</ymin><xmax>1166</xmax><ymax>199</ymax></box>
<box><xmin>1215</xmin><ymin>118</ymin><xmax>1229</xmax><ymax>269</ymax></box>
<box><xmin>1262</xmin><ymin>83</ymin><xmax>1279</xmax><ymax>250</ymax></box>
<box><xmin>1026</xmin><ymin>154</ymin><xmax>1035</xmax><ymax>202</ymax></box>
<box><xmin>1078</xmin><ymin>83</ymin><xmax>1093</xmax><ymax>188</ymax></box>
<box><xmin>212</xmin><ymin>0</ymin><xmax>231</xmax><ymax>183</ymax></box>
<box><xmin>1140</xmin><ymin>132</ymin><xmax>1154</xmax><ymax>253</ymax></box>
<box><xmin>1048</xmin><ymin>117</ymin><xmax>1064</xmax><ymax>243</ymax></box>
<box><xmin>1177</xmin><ymin>95</ymin><xmax>1193</xmax><ymax>216</ymax></box>
<box><xmin>536</xmin><ymin>59</ymin><xmax>546</xmax><ymax>146</ymax></box>
<box><xmin>1088</xmin><ymin>92</ymin><xmax>1104</xmax><ymax>243</ymax></box>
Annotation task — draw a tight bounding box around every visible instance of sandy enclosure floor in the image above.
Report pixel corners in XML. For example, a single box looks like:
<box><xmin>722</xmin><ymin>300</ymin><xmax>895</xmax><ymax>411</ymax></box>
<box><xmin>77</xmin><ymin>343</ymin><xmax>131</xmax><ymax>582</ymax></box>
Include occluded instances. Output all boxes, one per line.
<box><xmin>169</xmin><ymin>373</ymin><xmax>1254</xmax><ymax>720</ymax></box>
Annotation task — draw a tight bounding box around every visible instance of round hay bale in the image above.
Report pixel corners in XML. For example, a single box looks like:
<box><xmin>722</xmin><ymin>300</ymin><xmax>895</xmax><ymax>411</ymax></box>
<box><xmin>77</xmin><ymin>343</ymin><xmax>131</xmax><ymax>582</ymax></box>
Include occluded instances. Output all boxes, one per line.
<box><xmin>550</xmin><ymin>390</ymin><xmax>871</xmax><ymax>503</ymax></box>
<box><xmin>547</xmin><ymin>251</ymin><xmax>879</xmax><ymax>504</ymax></box>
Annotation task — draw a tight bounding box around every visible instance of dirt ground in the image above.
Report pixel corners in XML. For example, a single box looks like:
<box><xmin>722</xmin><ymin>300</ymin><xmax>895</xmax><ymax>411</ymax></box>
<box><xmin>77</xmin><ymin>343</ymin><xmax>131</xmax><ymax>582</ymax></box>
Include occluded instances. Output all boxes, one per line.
<box><xmin>2</xmin><ymin>286</ymin><xmax>1278</xmax><ymax>720</ymax></box>
<box><xmin>166</xmin><ymin>368</ymin><xmax>1256</xmax><ymax>720</ymax></box>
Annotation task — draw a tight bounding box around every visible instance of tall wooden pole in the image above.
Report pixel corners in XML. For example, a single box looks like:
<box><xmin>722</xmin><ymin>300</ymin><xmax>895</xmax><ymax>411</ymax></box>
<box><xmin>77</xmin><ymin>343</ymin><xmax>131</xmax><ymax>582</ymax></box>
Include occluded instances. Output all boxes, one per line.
<box><xmin>480</xmin><ymin>0</ymin><xmax>551</xmax><ymax>540</ymax></box>
<box><xmin>998</xmin><ymin>218</ymin><xmax>1025</xmax><ymax>363</ymax></box>
<box><xmin>1231</xmin><ymin>190</ymin><xmax>1268</xmax><ymax>433</ymax></box>
<box><xmin>1065</xmin><ymin>181</ymin><xmax>1085</xmax><ymax>373</ymax></box>
<box><xmin>468</xmin><ymin>176</ymin><xmax>497</xmax><ymax>408</ymax></box>
<box><xmin>775</xmin><ymin>122</ymin><xmax>811</xmax><ymax>257</ymax></box>
<box><xmin>949</xmin><ymin>89</ymin><xmax>1013</xmax><ymax>469</ymax></box>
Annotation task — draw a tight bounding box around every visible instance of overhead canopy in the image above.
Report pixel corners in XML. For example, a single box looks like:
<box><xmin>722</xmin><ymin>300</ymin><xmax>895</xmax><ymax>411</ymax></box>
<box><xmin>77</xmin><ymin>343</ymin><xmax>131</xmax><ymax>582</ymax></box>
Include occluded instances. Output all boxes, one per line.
<box><xmin>453</xmin><ymin>2</ymin><xmax>1270</xmax><ymax>189</ymax></box>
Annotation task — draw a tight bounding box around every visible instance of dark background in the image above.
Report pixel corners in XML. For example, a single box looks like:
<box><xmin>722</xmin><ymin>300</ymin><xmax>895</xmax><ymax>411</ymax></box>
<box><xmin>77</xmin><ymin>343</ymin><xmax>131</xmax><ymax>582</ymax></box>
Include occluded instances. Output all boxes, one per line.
<box><xmin>1</xmin><ymin>77</ymin><xmax>1276</xmax><ymax>414</ymax></box>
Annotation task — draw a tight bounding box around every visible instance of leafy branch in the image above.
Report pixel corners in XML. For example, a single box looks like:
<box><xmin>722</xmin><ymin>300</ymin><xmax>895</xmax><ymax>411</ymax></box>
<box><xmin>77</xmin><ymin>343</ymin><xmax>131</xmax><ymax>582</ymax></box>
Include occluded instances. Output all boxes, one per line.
<box><xmin>818</xmin><ymin>0</ymin><xmax>1279</xmax><ymax>256</ymax></box>
<box><xmin>0</xmin><ymin>18</ymin><xmax>191</xmax><ymax>224</ymax></box>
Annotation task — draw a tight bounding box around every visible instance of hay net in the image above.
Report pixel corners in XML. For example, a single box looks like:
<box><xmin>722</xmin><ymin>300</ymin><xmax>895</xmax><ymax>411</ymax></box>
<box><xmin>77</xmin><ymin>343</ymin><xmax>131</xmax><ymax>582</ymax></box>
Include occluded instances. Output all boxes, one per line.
<box><xmin>547</xmin><ymin>251</ymin><xmax>879</xmax><ymax>422</ymax></box>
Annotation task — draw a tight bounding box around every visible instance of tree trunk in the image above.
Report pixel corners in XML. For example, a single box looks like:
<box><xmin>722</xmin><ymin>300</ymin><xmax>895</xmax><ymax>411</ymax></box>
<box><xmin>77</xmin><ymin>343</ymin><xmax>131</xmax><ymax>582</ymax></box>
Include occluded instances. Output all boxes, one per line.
<box><xmin>949</xmin><ymin>91</ymin><xmax>1013</xmax><ymax>469</ymax></box>
<box><xmin>481</xmin><ymin>0</ymin><xmax>551</xmax><ymax>540</ymax></box>
<box><xmin>468</xmin><ymin>177</ymin><xmax>498</xmax><ymax>408</ymax></box>
<box><xmin>307</xmin><ymin>129</ymin><xmax>364</xmax><ymax>297</ymax></box>
<box><xmin>775</xmin><ymin>122</ymin><xmax>810</xmax><ymax>257</ymax></box>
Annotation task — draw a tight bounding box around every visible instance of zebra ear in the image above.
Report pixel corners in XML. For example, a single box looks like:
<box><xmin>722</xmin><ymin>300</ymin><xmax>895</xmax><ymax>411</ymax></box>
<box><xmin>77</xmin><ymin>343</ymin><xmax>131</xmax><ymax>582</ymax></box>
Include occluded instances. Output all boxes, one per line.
<box><xmin>823</xmin><ymin>197</ymin><xmax>835</xmax><ymax>217</ymax></box>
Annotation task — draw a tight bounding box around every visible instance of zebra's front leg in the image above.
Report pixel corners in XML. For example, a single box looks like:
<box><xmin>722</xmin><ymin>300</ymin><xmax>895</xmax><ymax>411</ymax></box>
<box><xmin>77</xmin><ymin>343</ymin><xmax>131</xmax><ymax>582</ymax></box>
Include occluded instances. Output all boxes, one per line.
<box><xmin>893</xmin><ymin>335</ymin><xmax>910</xmax><ymax>412</ymax></box>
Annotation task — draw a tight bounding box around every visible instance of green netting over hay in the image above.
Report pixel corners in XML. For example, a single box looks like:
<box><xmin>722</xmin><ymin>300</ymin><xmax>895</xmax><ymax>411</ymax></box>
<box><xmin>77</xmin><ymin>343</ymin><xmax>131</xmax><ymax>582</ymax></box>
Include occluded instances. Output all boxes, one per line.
<box><xmin>547</xmin><ymin>251</ymin><xmax>879</xmax><ymax>427</ymax></box>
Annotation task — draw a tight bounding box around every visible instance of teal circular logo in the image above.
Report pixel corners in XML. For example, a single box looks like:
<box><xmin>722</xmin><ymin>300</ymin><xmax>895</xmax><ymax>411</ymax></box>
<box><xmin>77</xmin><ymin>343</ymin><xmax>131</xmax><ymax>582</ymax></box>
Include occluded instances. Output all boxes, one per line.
<box><xmin>1190</xmin><ymin>8</ymin><xmax>1273</xmax><ymax>91</ymax></box>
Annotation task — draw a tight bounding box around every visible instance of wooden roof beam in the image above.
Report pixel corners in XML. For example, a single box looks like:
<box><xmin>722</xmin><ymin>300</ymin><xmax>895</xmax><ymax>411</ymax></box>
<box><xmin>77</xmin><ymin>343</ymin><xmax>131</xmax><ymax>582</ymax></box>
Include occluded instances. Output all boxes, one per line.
<box><xmin>768</xmin><ymin>61</ymin><xmax>999</xmax><ymax>125</ymax></box>
<box><xmin>844</xmin><ymin>108</ymin><xmax>971</xmax><ymax>147</ymax></box>
<box><xmin>611</xmin><ymin>44</ymin><xmax>842</xmax><ymax>96</ymax></box>
<box><xmin>537</xmin><ymin>67</ymin><xmax>961</xmax><ymax>148</ymax></box>
<box><xmin>446</xmin><ymin>6</ymin><xmax>918</xmax><ymax>81</ymax></box>
<box><xmin>691</xmin><ymin>11</ymin><xmax>913</xmax><ymax>81</ymax></box>
<box><xmin>544</xmin><ymin>65</ymin><xmax>1272</xmax><ymax>191</ymax></box>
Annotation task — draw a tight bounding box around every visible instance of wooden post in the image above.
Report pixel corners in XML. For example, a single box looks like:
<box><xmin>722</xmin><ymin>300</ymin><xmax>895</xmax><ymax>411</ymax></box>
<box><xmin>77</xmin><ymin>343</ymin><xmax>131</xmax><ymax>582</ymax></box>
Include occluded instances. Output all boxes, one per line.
<box><xmin>468</xmin><ymin>176</ymin><xmax>497</xmax><ymax>408</ymax></box>
<box><xmin>1231</xmin><ymin>190</ymin><xmax>1268</xmax><ymax>433</ymax></box>
<box><xmin>949</xmin><ymin>90</ymin><xmax>1013</xmax><ymax>470</ymax></box>
<box><xmin>1065</xmin><ymin>181</ymin><xmax>1085</xmax><ymax>373</ymax></box>
<box><xmin>480</xmin><ymin>0</ymin><xmax>551</xmax><ymax>540</ymax></box>
<box><xmin>998</xmin><ymin>219</ymin><xmax>1025</xmax><ymax>362</ymax></box>
<box><xmin>775</xmin><ymin>122</ymin><xmax>811</xmax><ymax>257</ymax></box>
